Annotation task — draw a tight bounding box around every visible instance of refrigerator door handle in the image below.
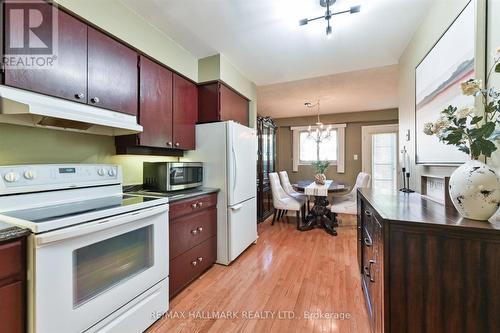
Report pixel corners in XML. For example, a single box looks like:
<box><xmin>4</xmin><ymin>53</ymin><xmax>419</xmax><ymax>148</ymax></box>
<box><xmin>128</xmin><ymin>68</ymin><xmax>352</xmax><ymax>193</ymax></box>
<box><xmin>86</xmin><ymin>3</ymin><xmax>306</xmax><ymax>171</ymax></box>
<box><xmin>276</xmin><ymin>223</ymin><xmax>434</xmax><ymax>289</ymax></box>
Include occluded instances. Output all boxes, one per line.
<box><xmin>232</xmin><ymin>145</ymin><xmax>237</xmax><ymax>193</ymax></box>
<box><xmin>230</xmin><ymin>203</ymin><xmax>243</xmax><ymax>210</ymax></box>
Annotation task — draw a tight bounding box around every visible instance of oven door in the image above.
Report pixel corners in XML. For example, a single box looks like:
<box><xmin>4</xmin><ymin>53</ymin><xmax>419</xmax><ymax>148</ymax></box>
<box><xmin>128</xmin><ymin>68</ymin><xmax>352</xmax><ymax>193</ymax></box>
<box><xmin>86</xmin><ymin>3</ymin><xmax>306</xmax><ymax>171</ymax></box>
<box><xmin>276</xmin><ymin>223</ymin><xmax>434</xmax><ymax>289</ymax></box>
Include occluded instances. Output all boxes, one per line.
<box><xmin>168</xmin><ymin>163</ymin><xmax>203</xmax><ymax>191</ymax></box>
<box><xmin>31</xmin><ymin>204</ymin><xmax>169</xmax><ymax>333</ymax></box>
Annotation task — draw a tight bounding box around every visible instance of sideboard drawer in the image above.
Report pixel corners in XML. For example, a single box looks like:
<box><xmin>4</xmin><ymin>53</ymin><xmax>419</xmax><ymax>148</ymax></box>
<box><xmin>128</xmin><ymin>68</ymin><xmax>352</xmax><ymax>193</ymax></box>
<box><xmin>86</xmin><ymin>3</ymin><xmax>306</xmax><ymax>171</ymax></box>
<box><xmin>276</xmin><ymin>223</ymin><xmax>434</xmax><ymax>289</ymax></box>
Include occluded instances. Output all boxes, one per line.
<box><xmin>169</xmin><ymin>236</ymin><xmax>216</xmax><ymax>297</ymax></box>
<box><xmin>169</xmin><ymin>193</ymin><xmax>217</xmax><ymax>220</ymax></box>
<box><xmin>170</xmin><ymin>207</ymin><xmax>217</xmax><ymax>258</ymax></box>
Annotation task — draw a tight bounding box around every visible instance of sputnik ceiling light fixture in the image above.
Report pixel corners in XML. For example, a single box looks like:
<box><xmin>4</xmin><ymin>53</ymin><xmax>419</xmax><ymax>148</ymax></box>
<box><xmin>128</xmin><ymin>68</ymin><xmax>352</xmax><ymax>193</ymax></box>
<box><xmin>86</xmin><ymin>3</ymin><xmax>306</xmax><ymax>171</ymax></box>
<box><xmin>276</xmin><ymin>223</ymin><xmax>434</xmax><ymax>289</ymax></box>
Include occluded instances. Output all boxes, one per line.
<box><xmin>299</xmin><ymin>0</ymin><xmax>361</xmax><ymax>37</ymax></box>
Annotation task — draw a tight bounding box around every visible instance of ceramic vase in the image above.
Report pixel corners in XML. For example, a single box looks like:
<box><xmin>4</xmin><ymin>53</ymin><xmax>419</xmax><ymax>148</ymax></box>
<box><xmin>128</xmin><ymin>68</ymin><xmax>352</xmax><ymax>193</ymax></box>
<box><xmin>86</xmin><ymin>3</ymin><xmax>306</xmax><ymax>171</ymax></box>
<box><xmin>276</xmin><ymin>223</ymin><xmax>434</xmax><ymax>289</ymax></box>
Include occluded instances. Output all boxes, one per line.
<box><xmin>449</xmin><ymin>160</ymin><xmax>500</xmax><ymax>221</ymax></box>
<box><xmin>314</xmin><ymin>173</ymin><xmax>326</xmax><ymax>185</ymax></box>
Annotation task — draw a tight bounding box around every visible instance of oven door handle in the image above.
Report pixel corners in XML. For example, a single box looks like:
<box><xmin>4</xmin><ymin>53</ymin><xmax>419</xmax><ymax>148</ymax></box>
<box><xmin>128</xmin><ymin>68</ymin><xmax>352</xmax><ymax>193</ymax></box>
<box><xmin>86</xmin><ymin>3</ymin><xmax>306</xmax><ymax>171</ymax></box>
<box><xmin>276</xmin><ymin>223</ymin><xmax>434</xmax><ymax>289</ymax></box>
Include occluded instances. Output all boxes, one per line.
<box><xmin>35</xmin><ymin>205</ymin><xmax>168</xmax><ymax>246</ymax></box>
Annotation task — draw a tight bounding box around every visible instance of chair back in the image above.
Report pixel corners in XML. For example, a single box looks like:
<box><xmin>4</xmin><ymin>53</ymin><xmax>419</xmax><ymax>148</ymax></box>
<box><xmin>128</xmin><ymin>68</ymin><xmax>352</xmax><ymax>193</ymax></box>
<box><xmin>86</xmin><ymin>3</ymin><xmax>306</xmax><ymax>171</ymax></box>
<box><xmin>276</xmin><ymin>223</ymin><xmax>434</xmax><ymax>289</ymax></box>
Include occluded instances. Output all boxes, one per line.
<box><xmin>269</xmin><ymin>172</ymin><xmax>290</xmax><ymax>205</ymax></box>
<box><xmin>350</xmin><ymin>172</ymin><xmax>371</xmax><ymax>195</ymax></box>
<box><xmin>278</xmin><ymin>171</ymin><xmax>295</xmax><ymax>195</ymax></box>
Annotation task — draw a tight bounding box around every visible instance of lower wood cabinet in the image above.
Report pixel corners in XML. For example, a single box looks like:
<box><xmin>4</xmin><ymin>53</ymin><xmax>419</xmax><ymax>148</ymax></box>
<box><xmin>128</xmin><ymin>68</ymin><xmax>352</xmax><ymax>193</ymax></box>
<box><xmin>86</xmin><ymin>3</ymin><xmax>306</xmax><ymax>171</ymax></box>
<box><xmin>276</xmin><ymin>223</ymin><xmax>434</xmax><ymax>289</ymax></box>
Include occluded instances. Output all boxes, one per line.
<box><xmin>358</xmin><ymin>189</ymin><xmax>500</xmax><ymax>333</ymax></box>
<box><xmin>0</xmin><ymin>238</ymin><xmax>26</xmax><ymax>333</ymax></box>
<box><xmin>169</xmin><ymin>193</ymin><xmax>218</xmax><ymax>297</ymax></box>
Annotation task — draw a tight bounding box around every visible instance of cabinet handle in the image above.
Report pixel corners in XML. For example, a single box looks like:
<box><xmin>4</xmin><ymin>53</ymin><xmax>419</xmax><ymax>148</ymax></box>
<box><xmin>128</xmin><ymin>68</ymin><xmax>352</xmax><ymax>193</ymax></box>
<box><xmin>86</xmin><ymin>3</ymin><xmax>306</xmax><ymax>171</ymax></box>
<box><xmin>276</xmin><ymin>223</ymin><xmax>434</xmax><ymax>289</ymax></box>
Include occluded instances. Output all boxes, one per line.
<box><xmin>191</xmin><ymin>261</ymin><xmax>198</xmax><ymax>266</ymax></box>
<box><xmin>75</xmin><ymin>93</ymin><xmax>85</xmax><ymax>100</ymax></box>
<box><xmin>363</xmin><ymin>265</ymin><xmax>370</xmax><ymax>277</ymax></box>
<box><xmin>369</xmin><ymin>260</ymin><xmax>375</xmax><ymax>282</ymax></box>
<box><xmin>197</xmin><ymin>202</ymin><xmax>203</xmax><ymax>208</ymax></box>
<box><xmin>167</xmin><ymin>142</ymin><xmax>172</xmax><ymax>147</ymax></box>
<box><xmin>191</xmin><ymin>229</ymin><xmax>198</xmax><ymax>235</ymax></box>
<box><xmin>191</xmin><ymin>203</ymin><xmax>197</xmax><ymax>209</ymax></box>
<box><xmin>91</xmin><ymin>97</ymin><xmax>100</xmax><ymax>104</ymax></box>
<box><xmin>175</xmin><ymin>142</ymin><xmax>180</xmax><ymax>147</ymax></box>
<box><xmin>363</xmin><ymin>237</ymin><xmax>372</xmax><ymax>247</ymax></box>
<box><xmin>197</xmin><ymin>257</ymin><xmax>203</xmax><ymax>262</ymax></box>
<box><xmin>364</xmin><ymin>210</ymin><xmax>372</xmax><ymax>217</ymax></box>
<box><xmin>197</xmin><ymin>226</ymin><xmax>203</xmax><ymax>232</ymax></box>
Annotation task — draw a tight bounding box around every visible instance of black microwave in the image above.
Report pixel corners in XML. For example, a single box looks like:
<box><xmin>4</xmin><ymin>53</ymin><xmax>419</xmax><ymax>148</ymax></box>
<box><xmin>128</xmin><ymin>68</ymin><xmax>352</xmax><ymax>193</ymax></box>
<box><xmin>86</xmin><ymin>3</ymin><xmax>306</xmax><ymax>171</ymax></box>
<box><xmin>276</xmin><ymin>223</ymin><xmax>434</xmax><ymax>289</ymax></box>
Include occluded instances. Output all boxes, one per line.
<box><xmin>143</xmin><ymin>162</ymin><xmax>203</xmax><ymax>191</ymax></box>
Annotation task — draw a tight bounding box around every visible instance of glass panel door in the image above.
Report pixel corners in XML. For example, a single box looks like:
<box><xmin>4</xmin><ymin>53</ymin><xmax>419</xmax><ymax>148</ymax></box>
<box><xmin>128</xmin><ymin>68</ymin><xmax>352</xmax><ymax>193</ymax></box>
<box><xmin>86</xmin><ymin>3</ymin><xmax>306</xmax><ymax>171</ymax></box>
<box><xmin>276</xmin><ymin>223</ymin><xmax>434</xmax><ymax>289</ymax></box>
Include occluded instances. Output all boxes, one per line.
<box><xmin>371</xmin><ymin>133</ymin><xmax>397</xmax><ymax>191</ymax></box>
<box><xmin>73</xmin><ymin>225</ymin><xmax>154</xmax><ymax>307</ymax></box>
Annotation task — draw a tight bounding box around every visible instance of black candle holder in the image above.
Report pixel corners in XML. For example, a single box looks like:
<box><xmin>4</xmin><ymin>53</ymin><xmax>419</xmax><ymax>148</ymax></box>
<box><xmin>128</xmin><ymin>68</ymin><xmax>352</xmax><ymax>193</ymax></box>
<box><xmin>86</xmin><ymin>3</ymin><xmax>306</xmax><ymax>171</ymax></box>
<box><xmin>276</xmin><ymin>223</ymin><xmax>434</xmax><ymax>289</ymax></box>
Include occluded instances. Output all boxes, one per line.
<box><xmin>399</xmin><ymin>168</ymin><xmax>415</xmax><ymax>193</ymax></box>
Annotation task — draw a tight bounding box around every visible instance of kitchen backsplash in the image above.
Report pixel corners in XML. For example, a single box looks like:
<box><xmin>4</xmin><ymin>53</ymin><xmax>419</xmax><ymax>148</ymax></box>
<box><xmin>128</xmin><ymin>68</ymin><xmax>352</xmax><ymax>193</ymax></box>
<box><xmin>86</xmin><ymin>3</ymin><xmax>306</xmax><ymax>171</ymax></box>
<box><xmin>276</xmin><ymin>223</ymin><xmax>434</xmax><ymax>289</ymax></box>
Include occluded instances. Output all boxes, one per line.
<box><xmin>0</xmin><ymin>123</ymin><xmax>177</xmax><ymax>185</ymax></box>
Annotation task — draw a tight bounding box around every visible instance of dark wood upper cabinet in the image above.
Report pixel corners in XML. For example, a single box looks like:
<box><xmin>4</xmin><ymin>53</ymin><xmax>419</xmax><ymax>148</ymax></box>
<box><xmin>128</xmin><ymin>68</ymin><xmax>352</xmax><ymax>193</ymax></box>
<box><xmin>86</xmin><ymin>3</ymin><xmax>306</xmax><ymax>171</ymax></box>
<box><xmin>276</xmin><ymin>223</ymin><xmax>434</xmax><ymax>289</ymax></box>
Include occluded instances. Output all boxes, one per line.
<box><xmin>198</xmin><ymin>82</ymin><xmax>249</xmax><ymax>127</ymax></box>
<box><xmin>173</xmin><ymin>74</ymin><xmax>197</xmax><ymax>150</ymax></box>
<box><xmin>87</xmin><ymin>27</ymin><xmax>138</xmax><ymax>116</ymax></box>
<box><xmin>3</xmin><ymin>2</ymin><xmax>88</xmax><ymax>103</ymax></box>
<box><xmin>137</xmin><ymin>56</ymin><xmax>173</xmax><ymax>148</ymax></box>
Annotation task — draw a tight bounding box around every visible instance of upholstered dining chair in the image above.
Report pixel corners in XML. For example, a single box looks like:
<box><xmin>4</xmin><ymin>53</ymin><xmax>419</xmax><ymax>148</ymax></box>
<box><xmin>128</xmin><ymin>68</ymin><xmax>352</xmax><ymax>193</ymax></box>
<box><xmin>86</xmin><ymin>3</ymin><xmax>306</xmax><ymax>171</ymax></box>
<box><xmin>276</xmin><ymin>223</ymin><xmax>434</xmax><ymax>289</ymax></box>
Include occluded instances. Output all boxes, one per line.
<box><xmin>278</xmin><ymin>171</ymin><xmax>309</xmax><ymax>212</ymax></box>
<box><xmin>330</xmin><ymin>172</ymin><xmax>371</xmax><ymax>218</ymax></box>
<box><xmin>269</xmin><ymin>172</ymin><xmax>306</xmax><ymax>230</ymax></box>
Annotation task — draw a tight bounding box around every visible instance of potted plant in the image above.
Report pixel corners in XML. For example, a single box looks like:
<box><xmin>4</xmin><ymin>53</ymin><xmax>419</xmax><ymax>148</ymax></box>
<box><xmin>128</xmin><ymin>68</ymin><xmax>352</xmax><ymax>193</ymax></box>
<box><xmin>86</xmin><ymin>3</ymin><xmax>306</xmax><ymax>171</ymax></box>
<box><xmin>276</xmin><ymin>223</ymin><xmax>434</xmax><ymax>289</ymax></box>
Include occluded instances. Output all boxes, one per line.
<box><xmin>423</xmin><ymin>50</ymin><xmax>500</xmax><ymax>220</ymax></box>
<box><xmin>311</xmin><ymin>160</ymin><xmax>330</xmax><ymax>185</ymax></box>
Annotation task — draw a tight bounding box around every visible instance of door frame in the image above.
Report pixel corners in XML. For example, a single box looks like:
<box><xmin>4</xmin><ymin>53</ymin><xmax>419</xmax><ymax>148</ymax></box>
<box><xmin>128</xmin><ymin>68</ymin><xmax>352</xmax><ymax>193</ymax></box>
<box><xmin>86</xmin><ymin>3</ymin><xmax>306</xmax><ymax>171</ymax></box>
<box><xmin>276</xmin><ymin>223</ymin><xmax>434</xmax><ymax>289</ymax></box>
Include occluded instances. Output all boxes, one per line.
<box><xmin>361</xmin><ymin>124</ymin><xmax>399</xmax><ymax>188</ymax></box>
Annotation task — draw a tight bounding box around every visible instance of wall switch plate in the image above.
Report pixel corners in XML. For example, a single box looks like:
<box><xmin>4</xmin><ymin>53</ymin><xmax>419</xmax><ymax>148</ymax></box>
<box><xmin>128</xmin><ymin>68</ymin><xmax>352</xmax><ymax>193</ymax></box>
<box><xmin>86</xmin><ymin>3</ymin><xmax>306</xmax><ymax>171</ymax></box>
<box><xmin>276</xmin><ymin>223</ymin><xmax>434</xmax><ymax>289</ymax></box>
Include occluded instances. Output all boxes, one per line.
<box><xmin>354</xmin><ymin>154</ymin><xmax>358</xmax><ymax>160</ymax></box>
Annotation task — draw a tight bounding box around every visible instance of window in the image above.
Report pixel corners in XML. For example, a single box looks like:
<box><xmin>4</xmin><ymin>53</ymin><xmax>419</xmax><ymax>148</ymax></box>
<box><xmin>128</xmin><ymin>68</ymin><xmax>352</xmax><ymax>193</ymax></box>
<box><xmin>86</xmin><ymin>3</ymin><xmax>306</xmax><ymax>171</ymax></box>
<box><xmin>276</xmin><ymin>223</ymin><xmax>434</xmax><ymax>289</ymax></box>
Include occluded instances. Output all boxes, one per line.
<box><xmin>291</xmin><ymin>124</ymin><xmax>346</xmax><ymax>173</ymax></box>
<box><xmin>299</xmin><ymin>129</ymin><xmax>338</xmax><ymax>163</ymax></box>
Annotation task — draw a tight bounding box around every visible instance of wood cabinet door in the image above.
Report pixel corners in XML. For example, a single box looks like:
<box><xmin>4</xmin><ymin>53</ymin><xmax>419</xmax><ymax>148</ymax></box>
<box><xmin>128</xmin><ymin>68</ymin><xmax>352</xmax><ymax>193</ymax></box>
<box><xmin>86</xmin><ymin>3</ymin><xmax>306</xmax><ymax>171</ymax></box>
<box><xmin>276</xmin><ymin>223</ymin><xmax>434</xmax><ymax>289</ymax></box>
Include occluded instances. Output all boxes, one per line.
<box><xmin>3</xmin><ymin>3</ymin><xmax>87</xmax><ymax>103</ymax></box>
<box><xmin>173</xmin><ymin>74</ymin><xmax>197</xmax><ymax>150</ymax></box>
<box><xmin>0</xmin><ymin>281</ymin><xmax>24</xmax><ymax>333</ymax></box>
<box><xmin>88</xmin><ymin>27</ymin><xmax>138</xmax><ymax>115</ymax></box>
<box><xmin>219</xmin><ymin>83</ymin><xmax>249</xmax><ymax>126</ymax></box>
<box><xmin>138</xmin><ymin>56</ymin><xmax>173</xmax><ymax>148</ymax></box>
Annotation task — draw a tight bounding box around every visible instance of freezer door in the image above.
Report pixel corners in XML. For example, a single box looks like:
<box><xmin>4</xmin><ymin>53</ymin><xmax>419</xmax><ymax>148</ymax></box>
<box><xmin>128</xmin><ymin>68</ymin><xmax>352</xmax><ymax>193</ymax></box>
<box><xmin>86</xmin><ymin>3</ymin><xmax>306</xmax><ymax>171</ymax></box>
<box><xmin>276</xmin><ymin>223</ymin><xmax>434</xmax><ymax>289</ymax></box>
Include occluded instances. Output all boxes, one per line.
<box><xmin>227</xmin><ymin>122</ymin><xmax>257</xmax><ymax>206</ymax></box>
<box><xmin>228</xmin><ymin>197</ymin><xmax>257</xmax><ymax>262</ymax></box>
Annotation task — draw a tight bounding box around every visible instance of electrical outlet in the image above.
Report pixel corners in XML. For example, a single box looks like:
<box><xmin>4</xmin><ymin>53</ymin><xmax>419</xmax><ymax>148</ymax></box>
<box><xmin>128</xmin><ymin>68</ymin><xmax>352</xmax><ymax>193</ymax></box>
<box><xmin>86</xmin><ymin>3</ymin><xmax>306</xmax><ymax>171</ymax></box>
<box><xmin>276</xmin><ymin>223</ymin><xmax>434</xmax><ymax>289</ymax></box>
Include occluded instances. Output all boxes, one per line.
<box><xmin>353</xmin><ymin>154</ymin><xmax>358</xmax><ymax>160</ymax></box>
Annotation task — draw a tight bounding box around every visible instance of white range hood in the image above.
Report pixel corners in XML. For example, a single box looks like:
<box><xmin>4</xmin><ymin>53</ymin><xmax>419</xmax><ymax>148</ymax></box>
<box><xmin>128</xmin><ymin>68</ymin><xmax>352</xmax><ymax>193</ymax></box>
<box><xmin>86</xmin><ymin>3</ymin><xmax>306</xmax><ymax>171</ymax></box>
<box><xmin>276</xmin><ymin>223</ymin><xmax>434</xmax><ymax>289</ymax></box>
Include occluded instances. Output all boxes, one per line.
<box><xmin>0</xmin><ymin>85</ymin><xmax>142</xmax><ymax>136</ymax></box>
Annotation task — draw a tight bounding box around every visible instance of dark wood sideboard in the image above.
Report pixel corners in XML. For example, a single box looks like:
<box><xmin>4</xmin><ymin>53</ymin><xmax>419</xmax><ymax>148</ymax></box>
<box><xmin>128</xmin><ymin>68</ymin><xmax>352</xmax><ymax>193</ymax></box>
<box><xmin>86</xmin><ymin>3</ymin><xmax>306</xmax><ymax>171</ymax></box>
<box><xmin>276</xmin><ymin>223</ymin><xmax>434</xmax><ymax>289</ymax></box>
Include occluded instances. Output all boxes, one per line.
<box><xmin>357</xmin><ymin>188</ymin><xmax>500</xmax><ymax>333</ymax></box>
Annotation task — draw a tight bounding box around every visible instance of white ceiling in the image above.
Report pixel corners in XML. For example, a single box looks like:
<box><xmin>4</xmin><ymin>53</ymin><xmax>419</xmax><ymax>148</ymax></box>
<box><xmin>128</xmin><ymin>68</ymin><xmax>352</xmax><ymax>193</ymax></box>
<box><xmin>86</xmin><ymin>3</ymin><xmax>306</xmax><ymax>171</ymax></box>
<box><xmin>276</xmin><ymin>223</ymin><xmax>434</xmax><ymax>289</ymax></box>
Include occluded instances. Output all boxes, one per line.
<box><xmin>121</xmin><ymin>0</ymin><xmax>432</xmax><ymax>85</ymax></box>
<box><xmin>257</xmin><ymin>64</ymin><xmax>399</xmax><ymax>118</ymax></box>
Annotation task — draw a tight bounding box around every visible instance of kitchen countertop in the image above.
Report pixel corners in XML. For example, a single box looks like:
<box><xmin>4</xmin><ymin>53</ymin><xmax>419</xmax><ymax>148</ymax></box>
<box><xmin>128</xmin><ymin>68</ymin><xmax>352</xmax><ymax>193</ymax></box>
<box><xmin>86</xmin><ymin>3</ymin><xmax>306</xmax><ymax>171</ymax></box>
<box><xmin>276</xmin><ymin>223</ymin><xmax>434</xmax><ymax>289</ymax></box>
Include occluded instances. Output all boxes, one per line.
<box><xmin>125</xmin><ymin>187</ymin><xmax>220</xmax><ymax>203</ymax></box>
<box><xmin>0</xmin><ymin>222</ymin><xmax>30</xmax><ymax>243</ymax></box>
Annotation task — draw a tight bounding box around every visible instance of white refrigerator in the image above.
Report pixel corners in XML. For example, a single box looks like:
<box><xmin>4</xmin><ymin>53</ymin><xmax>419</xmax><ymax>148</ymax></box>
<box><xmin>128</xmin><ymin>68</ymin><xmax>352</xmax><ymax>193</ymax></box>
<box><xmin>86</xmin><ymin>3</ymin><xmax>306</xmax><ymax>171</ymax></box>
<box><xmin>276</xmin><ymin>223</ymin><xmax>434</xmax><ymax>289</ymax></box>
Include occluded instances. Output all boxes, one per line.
<box><xmin>184</xmin><ymin>121</ymin><xmax>257</xmax><ymax>265</ymax></box>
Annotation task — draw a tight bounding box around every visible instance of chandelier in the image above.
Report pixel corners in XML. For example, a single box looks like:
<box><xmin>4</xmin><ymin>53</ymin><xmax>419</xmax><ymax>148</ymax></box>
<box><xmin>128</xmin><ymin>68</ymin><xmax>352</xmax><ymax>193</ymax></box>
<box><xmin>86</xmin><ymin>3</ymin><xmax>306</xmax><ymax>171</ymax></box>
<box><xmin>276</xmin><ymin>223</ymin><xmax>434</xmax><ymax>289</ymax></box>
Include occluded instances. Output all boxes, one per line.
<box><xmin>305</xmin><ymin>100</ymin><xmax>332</xmax><ymax>143</ymax></box>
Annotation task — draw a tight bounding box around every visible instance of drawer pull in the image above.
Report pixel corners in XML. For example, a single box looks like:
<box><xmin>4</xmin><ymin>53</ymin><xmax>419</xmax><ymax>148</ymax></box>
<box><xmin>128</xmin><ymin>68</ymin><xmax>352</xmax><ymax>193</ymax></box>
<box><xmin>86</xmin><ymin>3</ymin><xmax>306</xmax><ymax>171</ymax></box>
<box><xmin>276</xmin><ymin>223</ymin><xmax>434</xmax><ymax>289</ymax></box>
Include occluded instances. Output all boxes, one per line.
<box><xmin>369</xmin><ymin>260</ymin><xmax>375</xmax><ymax>282</ymax></box>
<box><xmin>191</xmin><ymin>203</ymin><xmax>197</xmax><ymax>209</ymax></box>
<box><xmin>191</xmin><ymin>229</ymin><xmax>198</xmax><ymax>235</ymax></box>
<box><xmin>197</xmin><ymin>202</ymin><xmax>203</xmax><ymax>208</ymax></box>
<box><xmin>197</xmin><ymin>226</ymin><xmax>203</xmax><ymax>232</ymax></box>
<box><xmin>363</xmin><ymin>237</ymin><xmax>372</xmax><ymax>247</ymax></box>
<box><xmin>197</xmin><ymin>257</ymin><xmax>203</xmax><ymax>262</ymax></box>
<box><xmin>364</xmin><ymin>210</ymin><xmax>372</xmax><ymax>217</ymax></box>
<box><xmin>191</xmin><ymin>261</ymin><xmax>198</xmax><ymax>266</ymax></box>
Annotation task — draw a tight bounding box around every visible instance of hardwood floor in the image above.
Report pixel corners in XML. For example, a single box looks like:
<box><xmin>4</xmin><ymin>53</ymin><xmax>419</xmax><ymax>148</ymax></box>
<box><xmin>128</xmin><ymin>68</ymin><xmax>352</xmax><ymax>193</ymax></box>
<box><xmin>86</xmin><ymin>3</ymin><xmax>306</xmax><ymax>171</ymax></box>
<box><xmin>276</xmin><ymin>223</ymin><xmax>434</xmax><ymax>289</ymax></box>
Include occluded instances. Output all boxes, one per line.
<box><xmin>148</xmin><ymin>217</ymin><xmax>370</xmax><ymax>333</ymax></box>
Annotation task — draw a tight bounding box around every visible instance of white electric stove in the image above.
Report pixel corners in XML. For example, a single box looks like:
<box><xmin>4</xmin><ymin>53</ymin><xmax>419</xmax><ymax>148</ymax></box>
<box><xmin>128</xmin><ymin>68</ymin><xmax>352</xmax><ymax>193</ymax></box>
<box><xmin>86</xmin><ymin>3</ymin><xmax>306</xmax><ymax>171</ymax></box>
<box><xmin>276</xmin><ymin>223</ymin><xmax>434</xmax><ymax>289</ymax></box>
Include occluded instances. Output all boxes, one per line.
<box><xmin>0</xmin><ymin>164</ymin><xmax>169</xmax><ymax>333</ymax></box>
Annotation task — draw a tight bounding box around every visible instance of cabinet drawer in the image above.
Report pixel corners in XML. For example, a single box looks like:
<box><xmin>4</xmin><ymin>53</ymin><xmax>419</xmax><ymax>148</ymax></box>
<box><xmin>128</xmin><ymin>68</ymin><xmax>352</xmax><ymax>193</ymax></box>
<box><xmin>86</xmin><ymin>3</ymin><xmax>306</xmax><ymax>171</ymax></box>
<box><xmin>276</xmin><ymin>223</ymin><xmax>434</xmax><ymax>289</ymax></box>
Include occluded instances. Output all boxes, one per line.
<box><xmin>0</xmin><ymin>240</ymin><xmax>23</xmax><ymax>282</ymax></box>
<box><xmin>169</xmin><ymin>193</ymin><xmax>217</xmax><ymax>220</ymax></box>
<box><xmin>169</xmin><ymin>236</ymin><xmax>216</xmax><ymax>297</ymax></box>
<box><xmin>0</xmin><ymin>281</ymin><xmax>24</xmax><ymax>333</ymax></box>
<box><xmin>170</xmin><ymin>207</ymin><xmax>217</xmax><ymax>258</ymax></box>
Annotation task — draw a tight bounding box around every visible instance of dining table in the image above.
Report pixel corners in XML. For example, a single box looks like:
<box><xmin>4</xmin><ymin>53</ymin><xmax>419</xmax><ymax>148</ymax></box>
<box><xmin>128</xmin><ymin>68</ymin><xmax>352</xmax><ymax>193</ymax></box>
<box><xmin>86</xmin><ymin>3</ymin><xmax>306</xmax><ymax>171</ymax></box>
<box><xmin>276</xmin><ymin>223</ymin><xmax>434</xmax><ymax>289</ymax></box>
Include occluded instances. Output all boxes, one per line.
<box><xmin>294</xmin><ymin>180</ymin><xmax>350</xmax><ymax>236</ymax></box>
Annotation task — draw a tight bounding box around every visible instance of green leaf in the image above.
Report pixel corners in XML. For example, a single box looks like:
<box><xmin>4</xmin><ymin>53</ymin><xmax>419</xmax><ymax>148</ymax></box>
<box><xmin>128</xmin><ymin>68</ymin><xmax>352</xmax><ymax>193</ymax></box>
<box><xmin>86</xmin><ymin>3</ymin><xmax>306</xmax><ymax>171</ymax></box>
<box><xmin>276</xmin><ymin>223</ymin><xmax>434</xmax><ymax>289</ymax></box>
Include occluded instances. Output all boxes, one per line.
<box><xmin>496</xmin><ymin>62</ymin><xmax>500</xmax><ymax>73</ymax></box>
<box><xmin>458</xmin><ymin>145</ymin><xmax>470</xmax><ymax>155</ymax></box>
<box><xmin>479</xmin><ymin>139</ymin><xmax>497</xmax><ymax>157</ymax></box>
<box><xmin>470</xmin><ymin>116</ymin><xmax>483</xmax><ymax>125</ymax></box>
<box><xmin>470</xmin><ymin>140</ymin><xmax>482</xmax><ymax>159</ymax></box>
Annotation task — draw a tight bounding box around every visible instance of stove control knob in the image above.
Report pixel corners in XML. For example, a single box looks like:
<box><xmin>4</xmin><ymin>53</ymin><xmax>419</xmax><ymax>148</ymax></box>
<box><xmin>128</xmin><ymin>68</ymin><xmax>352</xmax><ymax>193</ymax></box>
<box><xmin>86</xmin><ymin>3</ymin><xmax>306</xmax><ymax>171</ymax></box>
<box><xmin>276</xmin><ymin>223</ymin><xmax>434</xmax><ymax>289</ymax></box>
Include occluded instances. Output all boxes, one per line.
<box><xmin>23</xmin><ymin>170</ymin><xmax>36</xmax><ymax>180</ymax></box>
<box><xmin>108</xmin><ymin>168</ymin><xmax>116</xmax><ymax>177</ymax></box>
<box><xmin>4</xmin><ymin>172</ymin><xmax>19</xmax><ymax>183</ymax></box>
<box><xmin>97</xmin><ymin>168</ymin><xmax>105</xmax><ymax>176</ymax></box>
